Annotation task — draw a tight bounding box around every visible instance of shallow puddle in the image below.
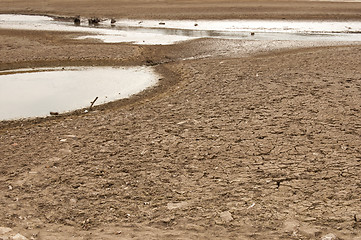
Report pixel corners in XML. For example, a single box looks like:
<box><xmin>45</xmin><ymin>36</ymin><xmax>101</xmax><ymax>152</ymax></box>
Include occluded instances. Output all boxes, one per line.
<box><xmin>0</xmin><ymin>14</ymin><xmax>360</xmax><ymax>44</ymax></box>
<box><xmin>0</xmin><ymin>67</ymin><xmax>158</xmax><ymax>120</ymax></box>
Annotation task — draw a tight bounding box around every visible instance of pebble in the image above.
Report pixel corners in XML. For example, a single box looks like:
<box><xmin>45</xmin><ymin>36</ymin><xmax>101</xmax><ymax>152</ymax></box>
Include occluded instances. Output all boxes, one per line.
<box><xmin>59</xmin><ymin>149</ymin><xmax>72</xmax><ymax>154</ymax></box>
<box><xmin>0</xmin><ymin>227</ymin><xmax>12</xmax><ymax>235</ymax></box>
<box><xmin>64</xmin><ymin>135</ymin><xmax>77</xmax><ymax>139</ymax></box>
<box><xmin>321</xmin><ymin>233</ymin><xmax>338</xmax><ymax>240</ymax></box>
<box><xmin>219</xmin><ymin>211</ymin><xmax>233</xmax><ymax>222</ymax></box>
<box><xmin>167</xmin><ymin>202</ymin><xmax>188</xmax><ymax>210</ymax></box>
<box><xmin>12</xmin><ymin>233</ymin><xmax>28</xmax><ymax>240</ymax></box>
<box><xmin>283</xmin><ymin>220</ymin><xmax>299</xmax><ymax>233</ymax></box>
<box><xmin>298</xmin><ymin>225</ymin><xmax>322</xmax><ymax>238</ymax></box>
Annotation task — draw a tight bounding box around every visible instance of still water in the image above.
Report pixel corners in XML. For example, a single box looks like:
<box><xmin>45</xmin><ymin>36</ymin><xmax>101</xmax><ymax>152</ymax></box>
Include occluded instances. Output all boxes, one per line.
<box><xmin>0</xmin><ymin>14</ymin><xmax>360</xmax><ymax>44</ymax></box>
<box><xmin>0</xmin><ymin>67</ymin><xmax>158</xmax><ymax>120</ymax></box>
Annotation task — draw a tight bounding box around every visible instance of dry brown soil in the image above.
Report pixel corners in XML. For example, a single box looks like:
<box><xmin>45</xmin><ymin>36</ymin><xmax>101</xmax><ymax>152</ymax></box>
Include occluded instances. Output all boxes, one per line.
<box><xmin>1</xmin><ymin>1</ymin><xmax>361</xmax><ymax>239</ymax></box>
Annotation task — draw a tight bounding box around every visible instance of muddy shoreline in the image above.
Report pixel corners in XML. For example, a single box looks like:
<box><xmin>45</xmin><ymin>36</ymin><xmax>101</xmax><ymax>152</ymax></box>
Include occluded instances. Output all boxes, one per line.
<box><xmin>1</xmin><ymin>1</ymin><xmax>361</xmax><ymax>239</ymax></box>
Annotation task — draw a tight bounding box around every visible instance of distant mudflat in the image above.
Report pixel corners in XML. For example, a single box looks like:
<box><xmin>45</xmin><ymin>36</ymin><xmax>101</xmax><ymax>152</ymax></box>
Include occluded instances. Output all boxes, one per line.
<box><xmin>1</xmin><ymin>14</ymin><xmax>360</xmax><ymax>44</ymax></box>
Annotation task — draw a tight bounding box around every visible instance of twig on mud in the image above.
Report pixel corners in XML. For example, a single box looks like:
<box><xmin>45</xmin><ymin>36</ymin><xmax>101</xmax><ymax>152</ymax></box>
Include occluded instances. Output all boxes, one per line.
<box><xmin>89</xmin><ymin>97</ymin><xmax>98</xmax><ymax>110</ymax></box>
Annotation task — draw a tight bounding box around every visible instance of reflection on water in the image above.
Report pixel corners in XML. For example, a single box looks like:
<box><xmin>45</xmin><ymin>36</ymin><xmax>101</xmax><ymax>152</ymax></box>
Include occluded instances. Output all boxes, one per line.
<box><xmin>0</xmin><ymin>67</ymin><xmax>158</xmax><ymax>120</ymax></box>
<box><xmin>0</xmin><ymin>14</ymin><xmax>360</xmax><ymax>44</ymax></box>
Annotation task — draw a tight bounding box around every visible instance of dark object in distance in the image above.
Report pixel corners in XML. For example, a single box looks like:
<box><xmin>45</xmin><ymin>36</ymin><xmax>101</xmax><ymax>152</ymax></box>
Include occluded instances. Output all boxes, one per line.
<box><xmin>74</xmin><ymin>16</ymin><xmax>80</xmax><ymax>25</ymax></box>
<box><xmin>88</xmin><ymin>18</ymin><xmax>100</xmax><ymax>25</ymax></box>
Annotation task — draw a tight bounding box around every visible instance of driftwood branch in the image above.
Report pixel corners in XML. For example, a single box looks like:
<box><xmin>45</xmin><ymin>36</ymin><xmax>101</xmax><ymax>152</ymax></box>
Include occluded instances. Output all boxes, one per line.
<box><xmin>89</xmin><ymin>97</ymin><xmax>98</xmax><ymax>110</ymax></box>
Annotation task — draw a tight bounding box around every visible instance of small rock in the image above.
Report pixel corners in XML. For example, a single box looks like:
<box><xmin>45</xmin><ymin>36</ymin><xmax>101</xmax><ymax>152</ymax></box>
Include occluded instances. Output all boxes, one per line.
<box><xmin>8</xmin><ymin>185</ymin><xmax>13</xmax><ymax>190</ymax></box>
<box><xmin>321</xmin><ymin>233</ymin><xmax>338</xmax><ymax>240</ymax></box>
<box><xmin>247</xmin><ymin>202</ymin><xmax>256</xmax><ymax>209</ymax></box>
<box><xmin>64</xmin><ymin>135</ymin><xmax>77</xmax><ymax>139</ymax></box>
<box><xmin>167</xmin><ymin>202</ymin><xmax>188</xmax><ymax>210</ymax></box>
<box><xmin>12</xmin><ymin>233</ymin><xmax>28</xmax><ymax>240</ymax></box>
<box><xmin>60</xmin><ymin>139</ymin><xmax>67</xmax><ymax>142</ymax></box>
<box><xmin>299</xmin><ymin>225</ymin><xmax>322</xmax><ymax>238</ymax></box>
<box><xmin>59</xmin><ymin>149</ymin><xmax>72</xmax><ymax>154</ymax></box>
<box><xmin>177</xmin><ymin>121</ymin><xmax>187</xmax><ymax>125</ymax></box>
<box><xmin>219</xmin><ymin>211</ymin><xmax>233</xmax><ymax>223</ymax></box>
<box><xmin>0</xmin><ymin>227</ymin><xmax>13</xmax><ymax>235</ymax></box>
<box><xmin>283</xmin><ymin>220</ymin><xmax>299</xmax><ymax>233</ymax></box>
<box><xmin>160</xmin><ymin>216</ymin><xmax>174</xmax><ymax>224</ymax></box>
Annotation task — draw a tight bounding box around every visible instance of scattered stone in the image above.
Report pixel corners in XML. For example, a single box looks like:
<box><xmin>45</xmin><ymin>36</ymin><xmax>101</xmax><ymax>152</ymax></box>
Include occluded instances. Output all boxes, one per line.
<box><xmin>160</xmin><ymin>216</ymin><xmax>174</xmax><ymax>224</ymax></box>
<box><xmin>59</xmin><ymin>149</ymin><xmax>72</xmax><ymax>154</ymax></box>
<box><xmin>283</xmin><ymin>220</ymin><xmax>299</xmax><ymax>233</ymax></box>
<box><xmin>0</xmin><ymin>227</ymin><xmax>12</xmax><ymax>235</ymax></box>
<box><xmin>60</xmin><ymin>139</ymin><xmax>67</xmax><ymax>142</ymax></box>
<box><xmin>50</xmin><ymin>112</ymin><xmax>59</xmax><ymax>116</ymax></box>
<box><xmin>299</xmin><ymin>225</ymin><xmax>322</xmax><ymax>238</ymax></box>
<box><xmin>219</xmin><ymin>211</ymin><xmax>233</xmax><ymax>223</ymax></box>
<box><xmin>12</xmin><ymin>233</ymin><xmax>28</xmax><ymax>240</ymax></box>
<box><xmin>111</xmin><ymin>18</ymin><xmax>116</xmax><ymax>24</ymax></box>
<box><xmin>64</xmin><ymin>135</ymin><xmax>77</xmax><ymax>139</ymax></box>
<box><xmin>167</xmin><ymin>202</ymin><xmax>188</xmax><ymax>210</ymax></box>
<box><xmin>8</xmin><ymin>185</ymin><xmax>13</xmax><ymax>190</ymax></box>
<box><xmin>251</xmin><ymin>32</ymin><xmax>255</xmax><ymax>36</ymax></box>
<box><xmin>321</xmin><ymin>233</ymin><xmax>338</xmax><ymax>240</ymax></box>
<box><xmin>247</xmin><ymin>202</ymin><xmax>256</xmax><ymax>209</ymax></box>
<box><xmin>159</xmin><ymin>22</ymin><xmax>165</xmax><ymax>25</ymax></box>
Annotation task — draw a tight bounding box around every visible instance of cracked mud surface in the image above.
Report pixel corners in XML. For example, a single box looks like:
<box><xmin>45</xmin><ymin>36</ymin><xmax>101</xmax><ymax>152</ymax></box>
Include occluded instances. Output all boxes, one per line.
<box><xmin>1</xmin><ymin>1</ymin><xmax>361</xmax><ymax>239</ymax></box>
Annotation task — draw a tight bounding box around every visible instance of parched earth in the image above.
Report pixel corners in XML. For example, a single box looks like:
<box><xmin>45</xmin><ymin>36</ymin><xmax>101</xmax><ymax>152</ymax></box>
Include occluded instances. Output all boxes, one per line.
<box><xmin>1</xmin><ymin>1</ymin><xmax>361</xmax><ymax>239</ymax></box>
